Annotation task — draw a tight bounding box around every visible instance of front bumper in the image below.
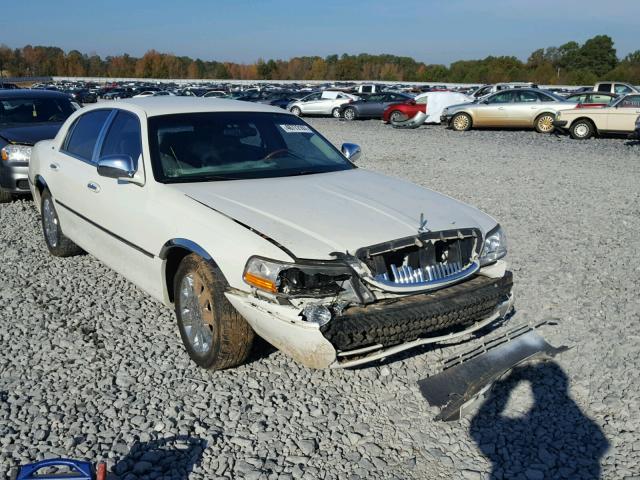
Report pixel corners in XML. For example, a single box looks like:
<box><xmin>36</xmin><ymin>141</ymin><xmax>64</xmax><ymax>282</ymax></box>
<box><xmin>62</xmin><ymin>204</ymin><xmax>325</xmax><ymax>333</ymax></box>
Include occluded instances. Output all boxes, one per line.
<box><xmin>440</xmin><ymin>114</ymin><xmax>453</xmax><ymax>125</ymax></box>
<box><xmin>226</xmin><ymin>271</ymin><xmax>514</xmax><ymax>369</ymax></box>
<box><xmin>0</xmin><ymin>161</ymin><xmax>30</xmax><ymax>194</ymax></box>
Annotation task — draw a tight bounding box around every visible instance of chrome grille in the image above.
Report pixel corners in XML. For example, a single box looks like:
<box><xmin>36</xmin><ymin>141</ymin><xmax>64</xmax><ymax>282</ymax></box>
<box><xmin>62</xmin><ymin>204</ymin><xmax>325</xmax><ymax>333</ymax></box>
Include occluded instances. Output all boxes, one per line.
<box><xmin>376</xmin><ymin>261</ymin><xmax>465</xmax><ymax>285</ymax></box>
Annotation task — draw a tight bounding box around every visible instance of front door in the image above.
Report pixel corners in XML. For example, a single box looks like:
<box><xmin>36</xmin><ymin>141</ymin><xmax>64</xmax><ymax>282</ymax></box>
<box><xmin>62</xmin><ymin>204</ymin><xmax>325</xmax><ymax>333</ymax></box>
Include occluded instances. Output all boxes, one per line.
<box><xmin>475</xmin><ymin>90</ymin><xmax>517</xmax><ymax>126</ymax></box>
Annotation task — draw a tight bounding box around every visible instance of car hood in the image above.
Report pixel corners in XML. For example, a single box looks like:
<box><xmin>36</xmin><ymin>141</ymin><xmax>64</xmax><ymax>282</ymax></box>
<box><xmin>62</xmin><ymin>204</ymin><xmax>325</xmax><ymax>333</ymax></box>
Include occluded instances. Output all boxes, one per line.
<box><xmin>0</xmin><ymin>123</ymin><xmax>63</xmax><ymax>145</ymax></box>
<box><xmin>171</xmin><ymin>169</ymin><xmax>497</xmax><ymax>260</ymax></box>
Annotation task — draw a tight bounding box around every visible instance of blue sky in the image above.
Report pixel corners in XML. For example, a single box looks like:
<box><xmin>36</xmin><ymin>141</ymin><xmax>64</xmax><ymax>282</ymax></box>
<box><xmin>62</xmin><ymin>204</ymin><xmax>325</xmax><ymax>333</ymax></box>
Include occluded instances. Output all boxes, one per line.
<box><xmin>3</xmin><ymin>0</ymin><xmax>639</xmax><ymax>64</ymax></box>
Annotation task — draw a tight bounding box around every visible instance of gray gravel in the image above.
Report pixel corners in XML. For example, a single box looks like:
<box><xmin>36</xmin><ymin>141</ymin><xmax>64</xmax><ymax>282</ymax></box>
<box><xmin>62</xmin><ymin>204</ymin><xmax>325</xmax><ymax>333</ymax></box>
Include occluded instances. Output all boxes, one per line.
<box><xmin>1</xmin><ymin>119</ymin><xmax>639</xmax><ymax>479</ymax></box>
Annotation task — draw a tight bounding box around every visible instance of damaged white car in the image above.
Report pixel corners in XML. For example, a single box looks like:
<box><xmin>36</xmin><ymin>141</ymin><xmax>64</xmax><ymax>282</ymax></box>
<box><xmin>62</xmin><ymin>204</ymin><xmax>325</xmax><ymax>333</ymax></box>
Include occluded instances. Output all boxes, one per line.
<box><xmin>28</xmin><ymin>97</ymin><xmax>513</xmax><ymax>370</ymax></box>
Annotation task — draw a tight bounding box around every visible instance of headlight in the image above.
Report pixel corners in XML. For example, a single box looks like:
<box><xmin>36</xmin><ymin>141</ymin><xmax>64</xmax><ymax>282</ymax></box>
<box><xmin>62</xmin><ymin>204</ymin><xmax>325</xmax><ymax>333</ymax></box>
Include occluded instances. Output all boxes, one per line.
<box><xmin>1</xmin><ymin>145</ymin><xmax>32</xmax><ymax>163</ymax></box>
<box><xmin>480</xmin><ymin>225</ymin><xmax>507</xmax><ymax>266</ymax></box>
<box><xmin>243</xmin><ymin>256</ymin><xmax>352</xmax><ymax>297</ymax></box>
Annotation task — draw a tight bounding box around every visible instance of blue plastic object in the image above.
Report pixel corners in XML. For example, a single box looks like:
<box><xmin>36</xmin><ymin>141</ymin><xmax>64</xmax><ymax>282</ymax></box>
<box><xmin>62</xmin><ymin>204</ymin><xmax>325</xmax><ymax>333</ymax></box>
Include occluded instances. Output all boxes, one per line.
<box><xmin>16</xmin><ymin>458</ymin><xmax>94</xmax><ymax>480</ymax></box>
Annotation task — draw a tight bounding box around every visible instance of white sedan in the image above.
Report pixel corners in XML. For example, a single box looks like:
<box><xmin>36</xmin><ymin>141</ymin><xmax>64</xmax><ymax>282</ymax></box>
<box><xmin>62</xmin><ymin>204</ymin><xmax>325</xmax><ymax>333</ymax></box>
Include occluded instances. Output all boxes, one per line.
<box><xmin>28</xmin><ymin>97</ymin><xmax>513</xmax><ymax>369</ymax></box>
<box><xmin>287</xmin><ymin>91</ymin><xmax>357</xmax><ymax>118</ymax></box>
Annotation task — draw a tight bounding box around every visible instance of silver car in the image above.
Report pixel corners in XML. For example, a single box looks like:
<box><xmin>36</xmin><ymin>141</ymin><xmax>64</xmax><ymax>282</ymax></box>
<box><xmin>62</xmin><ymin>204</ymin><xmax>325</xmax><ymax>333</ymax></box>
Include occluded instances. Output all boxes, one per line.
<box><xmin>287</xmin><ymin>92</ymin><xmax>354</xmax><ymax>118</ymax></box>
<box><xmin>441</xmin><ymin>88</ymin><xmax>574</xmax><ymax>133</ymax></box>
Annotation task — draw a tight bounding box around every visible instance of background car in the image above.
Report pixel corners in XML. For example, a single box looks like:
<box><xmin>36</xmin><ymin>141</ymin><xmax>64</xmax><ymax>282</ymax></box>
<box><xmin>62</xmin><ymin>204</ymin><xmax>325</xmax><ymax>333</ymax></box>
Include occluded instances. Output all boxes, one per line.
<box><xmin>565</xmin><ymin>92</ymin><xmax>618</xmax><ymax>108</ymax></box>
<box><xmin>554</xmin><ymin>93</ymin><xmax>640</xmax><ymax>139</ymax></box>
<box><xmin>383</xmin><ymin>97</ymin><xmax>427</xmax><ymax>123</ymax></box>
<box><xmin>594</xmin><ymin>82</ymin><xmax>639</xmax><ymax>95</ymax></box>
<box><xmin>441</xmin><ymin>88</ymin><xmax>573</xmax><ymax>133</ymax></box>
<box><xmin>340</xmin><ymin>92</ymin><xmax>414</xmax><ymax>120</ymax></box>
<box><xmin>287</xmin><ymin>92</ymin><xmax>354</xmax><ymax>117</ymax></box>
<box><xmin>65</xmin><ymin>88</ymin><xmax>97</xmax><ymax>104</ymax></box>
<box><xmin>0</xmin><ymin>90</ymin><xmax>75</xmax><ymax>202</ymax></box>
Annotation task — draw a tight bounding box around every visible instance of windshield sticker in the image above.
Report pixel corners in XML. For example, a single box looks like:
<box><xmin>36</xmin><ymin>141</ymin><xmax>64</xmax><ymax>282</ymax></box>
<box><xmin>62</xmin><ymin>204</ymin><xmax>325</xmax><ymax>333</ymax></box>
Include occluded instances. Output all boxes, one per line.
<box><xmin>279</xmin><ymin>124</ymin><xmax>312</xmax><ymax>133</ymax></box>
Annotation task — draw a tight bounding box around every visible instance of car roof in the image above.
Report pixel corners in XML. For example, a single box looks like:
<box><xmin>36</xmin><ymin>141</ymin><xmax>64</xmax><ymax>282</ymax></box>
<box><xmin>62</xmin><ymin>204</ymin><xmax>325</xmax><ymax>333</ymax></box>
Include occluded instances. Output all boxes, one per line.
<box><xmin>0</xmin><ymin>89</ymin><xmax>71</xmax><ymax>100</ymax></box>
<box><xmin>81</xmin><ymin>97</ymin><xmax>292</xmax><ymax>117</ymax></box>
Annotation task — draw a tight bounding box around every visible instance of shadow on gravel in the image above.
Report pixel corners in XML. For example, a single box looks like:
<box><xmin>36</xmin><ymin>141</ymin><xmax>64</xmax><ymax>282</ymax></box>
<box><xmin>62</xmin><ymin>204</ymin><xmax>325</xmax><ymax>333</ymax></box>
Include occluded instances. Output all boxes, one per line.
<box><xmin>111</xmin><ymin>435</ymin><xmax>206</xmax><ymax>479</ymax></box>
<box><xmin>470</xmin><ymin>362</ymin><xmax>608</xmax><ymax>479</ymax></box>
<box><xmin>245</xmin><ymin>335</ymin><xmax>278</xmax><ymax>364</ymax></box>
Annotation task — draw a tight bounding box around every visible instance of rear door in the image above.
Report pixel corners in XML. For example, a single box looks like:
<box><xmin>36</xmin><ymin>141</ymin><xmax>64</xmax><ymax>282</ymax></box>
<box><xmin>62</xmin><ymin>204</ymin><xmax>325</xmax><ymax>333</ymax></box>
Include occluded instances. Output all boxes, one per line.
<box><xmin>48</xmin><ymin>108</ymin><xmax>113</xmax><ymax>244</ymax></box>
<box><xmin>607</xmin><ymin>95</ymin><xmax>640</xmax><ymax>132</ymax></box>
<box><xmin>299</xmin><ymin>92</ymin><xmax>323</xmax><ymax>114</ymax></box>
<box><xmin>509</xmin><ymin>90</ymin><xmax>542</xmax><ymax>126</ymax></box>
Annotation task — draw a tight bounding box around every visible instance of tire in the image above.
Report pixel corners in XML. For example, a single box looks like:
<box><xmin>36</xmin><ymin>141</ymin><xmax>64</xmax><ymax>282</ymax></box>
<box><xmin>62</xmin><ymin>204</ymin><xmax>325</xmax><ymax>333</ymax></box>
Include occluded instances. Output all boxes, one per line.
<box><xmin>174</xmin><ymin>254</ymin><xmax>254</xmax><ymax>370</ymax></box>
<box><xmin>569</xmin><ymin>119</ymin><xmax>595</xmax><ymax>140</ymax></box>
<box><xmin>389</xmin><ymin>110</ymin><xmax>407</xmax><ymax>123</ymax></box>
<box><xmin>343</xmin><ymin>107</ymin><xmax>357</xmax><ymax>121</ymax></box>
<box><xmin>40</xmin><ymin>190</ymin><xmax>83</xmax><ymax>257</ymax></box>
<box><xmin>451</xmin><ymin>113</ymin><xmax>472</xmax><ymax>131</ymax></box>
<box><xmin>535</xmin><ymin>113</ymin><xmax>555</xmax><ymax>134</ymax></box>
<box><xmin>331</xmin><ymin>107</ymin><xmax>342</xmax><ymax>118</ymax></box>
<box><xmin>0</xmin><ymin>188</ymin><xmax>12</xmax><ymax>203</ymax></box>
<box><xmin>290</xmin><ymin>106</ymin><xmax>302</xmax><ymax>116</ymax></box>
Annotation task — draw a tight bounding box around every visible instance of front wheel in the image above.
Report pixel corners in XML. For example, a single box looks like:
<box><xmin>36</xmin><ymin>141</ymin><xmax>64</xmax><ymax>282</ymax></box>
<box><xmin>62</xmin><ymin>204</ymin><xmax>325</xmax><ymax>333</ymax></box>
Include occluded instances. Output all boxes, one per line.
<box><xmin>174</xmin><ymin>254</ymin><xmax>254</xmax><ymax>370</ymax></box>
<box><xmin>451</xmin><ymin>113</ymin><xmax>472</xmax><ymax>131</ymax></box>
<box><xmin>290</xmin><ymin>106</ymin><xmax>302</xmax><ymax>116</ymax></box>
<box><xmin>40</xmin><ymin>190</ymin><xmax>82</xmax><ymax>257</ymax></box>
<box><xmin>343</xmin><ymin>107</ymin><xmax>356</xmax><ymax>121</ymax></box>
<box><xmin>570</xmin><ymin>119</ymin><xmax>595</xmax><ymax>140</ymax></box>
<box><xmin>535</xmin><ymin>113</ymin><xmax>555</xmax><ymax>133</ymax></box>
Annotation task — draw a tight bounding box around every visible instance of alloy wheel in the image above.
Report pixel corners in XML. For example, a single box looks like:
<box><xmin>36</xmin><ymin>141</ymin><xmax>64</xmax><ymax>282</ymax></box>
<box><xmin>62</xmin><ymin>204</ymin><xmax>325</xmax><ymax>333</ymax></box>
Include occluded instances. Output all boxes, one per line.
<box><xmin>179</xmin><ymin>272</ymin><xmax>215</xmax><ymax>354</ymax></box>
<box><xmin>42</xmin><ymin>197</ymin><xmax>59</xmax><ymax>248</ymax></box>
<box><xmin>537</xmin><ymin>115</ymin><xmax>555</xmax><ymax>133</ymax></box>
<box><xmin>452</xmin><ymin>114</ymin><xmax>470</xmax><ymax>131</ymax></box>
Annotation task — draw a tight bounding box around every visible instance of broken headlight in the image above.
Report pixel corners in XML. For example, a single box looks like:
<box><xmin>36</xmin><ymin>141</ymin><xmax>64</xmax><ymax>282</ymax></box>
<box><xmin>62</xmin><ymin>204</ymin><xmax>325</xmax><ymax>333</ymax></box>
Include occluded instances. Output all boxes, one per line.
<box><xmin>243</xmin><ymin>256</ymin><xmax>353</xmax><ymax>297</ymax></box>
<box><xmin>479</xmin><ymin>225</ymin><xmax>507</xmax><ymax>266</ymax></box>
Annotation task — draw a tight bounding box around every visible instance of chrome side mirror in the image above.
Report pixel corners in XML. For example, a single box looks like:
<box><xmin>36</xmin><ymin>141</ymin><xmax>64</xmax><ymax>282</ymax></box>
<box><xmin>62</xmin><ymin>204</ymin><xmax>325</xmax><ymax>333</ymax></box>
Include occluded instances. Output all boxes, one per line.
<box><xmin>341</xmin><ymin>143</ymin><xmax>362</xmax><ymax>163</ymax></box>
<box><xmin>97</xmin><ymin>154</ymin><xmax>135</xmax><ymax>179</ymax></box>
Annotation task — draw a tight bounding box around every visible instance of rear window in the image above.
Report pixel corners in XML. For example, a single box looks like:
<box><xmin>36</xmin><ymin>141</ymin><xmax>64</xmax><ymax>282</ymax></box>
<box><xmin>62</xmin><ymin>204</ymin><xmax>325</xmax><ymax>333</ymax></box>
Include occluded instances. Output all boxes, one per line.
<box><xmin>0</xmin><ymin>97</ymin><xmax>74</xmax><ymax>126</ymax></box>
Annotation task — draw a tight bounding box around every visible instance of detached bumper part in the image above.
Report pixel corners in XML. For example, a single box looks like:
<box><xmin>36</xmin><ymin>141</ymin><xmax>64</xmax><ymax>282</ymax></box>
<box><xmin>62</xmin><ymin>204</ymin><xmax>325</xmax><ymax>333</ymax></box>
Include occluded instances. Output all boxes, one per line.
<box><xmin>553</xmin><ymin>120</ymin><xmax>568</xmax><ymax>128</ymax></box>
<box><xmin>418</xmin><ymin>325</ymin><xmax>568</xmax><ymax>421</ymax></box>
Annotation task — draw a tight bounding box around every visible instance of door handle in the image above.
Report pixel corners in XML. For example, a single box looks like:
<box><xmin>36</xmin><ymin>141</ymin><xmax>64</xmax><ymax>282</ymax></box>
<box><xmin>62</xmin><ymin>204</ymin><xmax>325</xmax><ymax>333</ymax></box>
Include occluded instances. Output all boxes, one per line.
<box><xmin>49</xmin><ymin>163</ymin><xmax>59</xmax><ymax>171</ymax></box>
<box><xmin>87</xmin><ymin>182</ymin><xmax>101</xmax><ymax>193</ymax></box>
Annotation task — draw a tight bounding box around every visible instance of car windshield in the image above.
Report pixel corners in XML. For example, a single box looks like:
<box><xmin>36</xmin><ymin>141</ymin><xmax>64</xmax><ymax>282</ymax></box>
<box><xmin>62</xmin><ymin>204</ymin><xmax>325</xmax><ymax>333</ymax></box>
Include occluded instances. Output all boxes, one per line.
<box><xmin>0</xmin><ymin>97</ymin><xmax>74</xmax><ymax>126</ymax></box>
<box><xmin>148</xmin><ymin>112</ymin><xmax>355</xmax><ymax>182</ymax></box>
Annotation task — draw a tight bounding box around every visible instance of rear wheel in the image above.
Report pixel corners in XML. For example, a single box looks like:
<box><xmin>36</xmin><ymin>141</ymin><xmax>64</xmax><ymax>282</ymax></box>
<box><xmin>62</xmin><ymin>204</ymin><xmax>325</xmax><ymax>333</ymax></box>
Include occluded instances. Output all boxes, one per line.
<box><xmin>290</xmin><ymin>106</ymin><xmax>302</xmax><ymax>116</ymax></box>
<box><xmin>40</xmin><ymin>190</ymin><xmax>82</xmax><ymax>257</ymax></box>
<box><xmin>389</xmin><ymin>110</ymin><xmax>407</xmax><ymax>123</ymax></box>
<box><xmin>331</xmin><ymin>107</ymin><xmax>341</xmax><ymax>118</ymax></box>
<box><xmin>343</xmin><ymin>107</ymin><xmax>357</xmax><ymax>121</ymax></box>
<box><xmin>535</xmin><ymin>113</ymin><xmax>555</xmax><ymax>133</ymax></box>
<box><xmin>174</xmin><ymin>254</ymin><xmax>254</xmax><ymax>370</ymax></box>
<box><xmin>451</xmin><ymin>113</ymin><xmax>472</xmax><ymax>131</ymax></box>
<box><xmin>570</xmin><ymin>119</ymin><xmax>595</xmax><ymax>140</ymax></box>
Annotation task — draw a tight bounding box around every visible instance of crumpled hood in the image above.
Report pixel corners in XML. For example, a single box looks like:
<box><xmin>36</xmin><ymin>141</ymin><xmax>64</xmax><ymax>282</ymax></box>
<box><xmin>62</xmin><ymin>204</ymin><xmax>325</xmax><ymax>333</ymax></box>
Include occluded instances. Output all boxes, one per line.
<box><xmin>172</xmin><ymin>169</ymin><xmax>497</xmax><ymax>260</ymax></box>
<box><xmin>0</xmin><ymin>123</ymin><xmax>63</xmax><ymax>145</ymax></box>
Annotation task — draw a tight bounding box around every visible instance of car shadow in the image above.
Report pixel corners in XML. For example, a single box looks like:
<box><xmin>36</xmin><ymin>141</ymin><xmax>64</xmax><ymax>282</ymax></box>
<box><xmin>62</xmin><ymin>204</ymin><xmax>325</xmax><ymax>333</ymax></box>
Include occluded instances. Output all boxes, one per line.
<box><xmin>469</xmin><ymin>362</ymin><xmax>609</xmax><ymax>479</ymax></box>
<box><xmin>245</xmin><ymin>335</ymin><xmax>278</xmax><ymax>364</ymax></box>
<box><xmin>110</xmin><ymin>435</ymin><xmax>206</xmax><ymax>479</ymax></box>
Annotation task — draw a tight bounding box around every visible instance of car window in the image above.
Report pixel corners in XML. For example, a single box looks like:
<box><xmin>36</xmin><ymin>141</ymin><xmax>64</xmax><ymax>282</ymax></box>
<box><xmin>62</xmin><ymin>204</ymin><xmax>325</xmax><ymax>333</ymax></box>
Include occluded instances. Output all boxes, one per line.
<box><xmin>614</xmin><ymin>84</ymin><xmax>632</xmax><ymax>94</ymax></box>
<box><xmin>416</xmin><ymin>97</ymin><xmax>428</xmax><ymax>104</ymax></box>
<box><xmin>63</xmin><ymin>109</ymin><xmax>112</xmax><ymax>162</ymax></box>
<box><xmin>368</xmin><ymin>94</ymin><xmax>386</xmax><ymax>102</ymax></box>
<box><xmin>516</xmin><ymin>91</ymin><xmax>539</xmax><ymax>103</ymax></box>
<box><xmin>303</xmin><ymin>93</ymin><xmax>321</xmax><ymax>101</ymax></box>
<box><xmin>148</xmin><ymin>112</ymin><xmax>354</xmax><ymax>182</ymax></box>
<box><xmin>618</xmin><ymin>95</ymin><xmax>640</xmax><ymax>108</ymax></box>
<box><xmin>597</xmin><ymin>83</ymin><xmax>611</xmax><ymax>93</ymax></box>
<box><xmin>487</xmin><ymin>91</ymin><xmax>515</xmax><ymax>104</ymax></box>
<box><xmin>591</xmin><ymin>94</ymin><xmax>613</xmax><ymax>103</ymax></box>
<box><xmin>535</xmin><ymin>92</ymin><xmax>555</xmax><ymax>102</ymax></box>
<box><xmin>99</xmin><ymin>111</ymin><xmax>143</xmax><ymax>167</ymax></box>
<box><xmin>0</xmin><ymin>97</ymin><xmax>74</xmax><ymax>126</ymax></box>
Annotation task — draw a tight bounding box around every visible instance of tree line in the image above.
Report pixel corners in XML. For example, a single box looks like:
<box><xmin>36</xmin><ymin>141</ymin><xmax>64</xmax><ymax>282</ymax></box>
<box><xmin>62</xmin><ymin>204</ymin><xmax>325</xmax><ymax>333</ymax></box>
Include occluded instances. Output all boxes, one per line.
<box><xmin>1</xmin><ymin>35</ymin><xmax>638</xmax><ymax>84</ymax></box>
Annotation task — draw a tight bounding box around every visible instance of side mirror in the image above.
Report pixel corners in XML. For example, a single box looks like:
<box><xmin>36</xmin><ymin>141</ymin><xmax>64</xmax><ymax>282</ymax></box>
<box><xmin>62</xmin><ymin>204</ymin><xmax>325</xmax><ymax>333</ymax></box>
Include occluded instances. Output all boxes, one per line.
<box><xmin>341</xmin><ymin>143</ymin><xmax>361</xmax><ymax>163</ymax></box>
<box><xmin>97</xmin><ymin>154</ymin><xmax>136</xmax><ymax>179</ymax></box>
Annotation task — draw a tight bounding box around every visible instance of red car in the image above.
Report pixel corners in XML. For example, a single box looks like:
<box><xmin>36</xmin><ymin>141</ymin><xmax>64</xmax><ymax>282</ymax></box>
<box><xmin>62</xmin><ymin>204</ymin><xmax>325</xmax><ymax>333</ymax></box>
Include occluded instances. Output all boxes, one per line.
<box><xmin>382</xmin><ymin>98</ymin><xmax>427</xmax><ymax>123</ymax></box>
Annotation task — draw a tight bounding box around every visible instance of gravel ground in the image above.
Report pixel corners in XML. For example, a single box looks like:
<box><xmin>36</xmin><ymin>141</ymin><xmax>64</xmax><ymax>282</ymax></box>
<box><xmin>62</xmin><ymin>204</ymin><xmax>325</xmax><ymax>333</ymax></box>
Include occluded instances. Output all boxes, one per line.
<box><xmin>1</xmin><ymin>119</ymin><xmax>639</xmax><ymax>479</ymax></box>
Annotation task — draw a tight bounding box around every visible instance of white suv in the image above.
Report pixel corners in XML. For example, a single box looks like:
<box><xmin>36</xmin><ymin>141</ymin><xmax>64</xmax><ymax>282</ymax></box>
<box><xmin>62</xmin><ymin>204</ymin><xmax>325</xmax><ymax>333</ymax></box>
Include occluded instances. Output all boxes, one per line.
<box><xmin>29</xmin><ymin>97</ymin><xmax>513</xmax><ymax>370</ymax></box>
